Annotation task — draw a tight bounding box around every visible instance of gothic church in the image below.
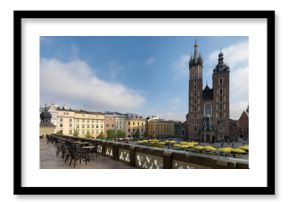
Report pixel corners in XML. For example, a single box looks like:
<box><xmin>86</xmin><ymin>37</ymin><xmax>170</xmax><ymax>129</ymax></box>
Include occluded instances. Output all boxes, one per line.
<box><xmin>186</xmin><ymin>41</ymin><xmax>230</xmax><ymax>142</ymax></box>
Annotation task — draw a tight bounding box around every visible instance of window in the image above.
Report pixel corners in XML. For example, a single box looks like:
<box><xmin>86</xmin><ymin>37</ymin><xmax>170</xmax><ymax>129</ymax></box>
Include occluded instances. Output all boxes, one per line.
<box><xmin>76</xmin><ymin>125</ymin><xmax>79</xmax><ymax>128</ymax></box>
<box><xmin>220</xmin><ymin>96</ymin><xmax>223</xmax><ymax>102</ymax></box>
<box><xmin>87</xmin><ymin>120</ymin><xmax>89</xmax><ymax>123</ymax></box>
<box><xmin>194</xmin><ymin>85</ymin><xmax>197</xmax><ymax>90</ymax></box>
<box><xmin>87</xmin><ymin>124</ymin><xmax>90</xmax><ymax>128</ymax></box>
<box><xmin>69</xmin><ymin>118</ymin><xmax>72</xmax><ymax>122</ymax></box>
<box><xmin>133</xmin><ymin>122</ymin><xmax>135</xmax><ymax>125</ymax></box>
<box><xmin>194</xmin><ymin>107</ymin><xmax>197</xmax><ymax>112</ymax></box>
<box><xmin>60</xmin><ymin>123</ymin><xmax>63</xmax><ymax>127</ymax></box>
<box><xmin>194</xmin><ymin>100</ymin><xmax>197</xmax><ymax>105</ymax></box>
<box><xmin>82</xmin><ymin>125</ymin><xmax>85</xmax><ymax>128</ymax></box>
<box><xmin>219</xmin><ymin>104</ymin><xmax>223</xmax><ymax>110</ymax></box>
<box><xmin>128</xmin><ymin>122</ymin><xmax>130</xmax><ymax>125</ymax></box>
<box><xmin>69</xmin><ymin>130</ymin><xmax>72</xmax><ymax>134</ymax></box>
<box><xmin>219</xmin><ymin>127</ymin><xmax>223</xmax><ymax>132</ymax></box>
<box><xmin>219</xmin><ymin>88</ymin><xmax>223</xmax><ymax>95</ymax></box>
<box><xmin>112</xmin><ymin>124</ymin><xmax>114</xmax><ymax>128</ymax></box>
<box><xmin>60</xmin><ymin>118</ymin><xmax>63</xmax><ymax>122</ymax></box>
<box><xmin>69</xmin><ymin>123</ymin><xmax>72</xmax><ymax>128</ymax></box>
<box><xmin>106</xmin><ymin>124</ymin><xmax>109</xmax><ymax>127</ymax></box>
<box><xmin>219</xmin><ymin>113</ymin><xmax>223</xmax><ymax>118</ymax></box>
<box><xmin>128</xmin><ymin>129</ymin><xmax>130</xmax><ymax>132</ymax></box>
<box><xmin>96</xmin><ymin>125</ymin><xmax>98</xmax><ymax>128</ymax></box>
<box><xmin>91</xmin><ymin>120</ymin><xmax>93</xmax><ymax>123</ymax></box>
<box><xmin>219</xmin><ymin>78</ymin><xmax>223</xmax><ymax>85</ymax></box>
<box><xmin>194</xmin><ymin>77</ymin><xmax>197</xmax><ymax>83</ymax></box>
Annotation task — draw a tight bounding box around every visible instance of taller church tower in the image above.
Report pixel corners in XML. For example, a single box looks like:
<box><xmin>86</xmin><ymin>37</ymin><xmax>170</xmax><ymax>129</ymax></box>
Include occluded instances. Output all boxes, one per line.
<box><xmin>187</xmin><ymin>41</ymin><xmax>203</xmax><ymax>140</ymax></box>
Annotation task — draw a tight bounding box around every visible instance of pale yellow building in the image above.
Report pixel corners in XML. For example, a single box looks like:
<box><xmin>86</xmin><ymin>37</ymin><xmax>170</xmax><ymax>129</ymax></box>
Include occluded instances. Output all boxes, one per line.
<box><xmin>56</xmin><ymin>108</ymin><xmax>75</xmax><ymax>135</ymax></box>
<box><xmin>43</xmin><ymin>106</ymin><xmax>105</xmax><ymax>138</ymax></box>
<box><xmin>74</xmin><ymin>111</ymin><xmax>105</xmax><ymax>138</ymax></box>
<box><xmin>125</xmin><ymin>114</ymin><xmax>146</xmax><ymax>138</ymax></box>
<box><xmin>146</xmin><ymin>119</ymin><xmax>175</xmax><ymax>138</ymax></box>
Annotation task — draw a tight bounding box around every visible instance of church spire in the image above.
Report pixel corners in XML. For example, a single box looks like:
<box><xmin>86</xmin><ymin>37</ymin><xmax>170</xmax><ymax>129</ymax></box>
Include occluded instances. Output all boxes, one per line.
<box><xmin>193</xmin><ymin>40</ymin><xmax>199</xmax><ymax>59</ymax></box>
<box><xmin>189</xmin><ymin>40</ymin><xmax>203</xmax><ymax>67</ymax></box>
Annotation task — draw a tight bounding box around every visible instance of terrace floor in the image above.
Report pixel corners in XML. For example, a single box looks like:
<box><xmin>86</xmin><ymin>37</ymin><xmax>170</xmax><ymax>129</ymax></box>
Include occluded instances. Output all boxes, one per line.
<box><xmin>39</xmin><ymin>138</ymin><xmax>133</xmax><ymax>169</ymax></box>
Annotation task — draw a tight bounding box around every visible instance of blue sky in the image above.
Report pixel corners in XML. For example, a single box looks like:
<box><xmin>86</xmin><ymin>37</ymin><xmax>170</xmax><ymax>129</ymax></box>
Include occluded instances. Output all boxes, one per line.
<box><xmin>40</xmin><ymin>36</ymin><xmax>248</xmax><ymax>121</ymax></box>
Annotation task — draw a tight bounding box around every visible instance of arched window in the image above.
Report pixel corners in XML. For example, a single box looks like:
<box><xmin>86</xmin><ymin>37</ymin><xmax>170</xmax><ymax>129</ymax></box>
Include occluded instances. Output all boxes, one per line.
<box><xmin>204</xmin><ymin>103</ymin><xmax>212</xmax><ymax>116</ymax></box>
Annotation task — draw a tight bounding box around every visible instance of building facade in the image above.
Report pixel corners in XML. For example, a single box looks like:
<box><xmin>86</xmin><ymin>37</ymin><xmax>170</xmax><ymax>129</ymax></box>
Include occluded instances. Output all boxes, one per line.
<box><xmin>186</xmin><ymin>41</ymin><xmax>230</xmax><ymax>142</ymax></box>
<box><xmin>146</xmin><ymin>119</ymin><xmax>175</xmax><ymax>138</ymax></box>
<box><xmin>74</xmin><ymin>110</ymin><xmax>105</xmax><ymax>138</ymax></box>
<box><xmin>125</xmin><ymin>114</ymin><xmax>146</xmax><ymax>138</ymax></box>
<box><xmin>237</xmin><ymin>109</ymin><xmax>249</xmax><ymax>141</ymax></box>
<box><xmin>174</xmin><ymin>121</ymin><xmax>186</xmax><ymax>139</ymax></box>
<box><xmin>40</xmin><ymin>104</ymin><xmax>105</xmax><ymax>138</ymax></box>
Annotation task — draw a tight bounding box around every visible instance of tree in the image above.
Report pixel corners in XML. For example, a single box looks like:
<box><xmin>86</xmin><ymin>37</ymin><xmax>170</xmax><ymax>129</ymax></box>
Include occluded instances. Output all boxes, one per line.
<box><xmin>134</xmin><ymin>129</ymin><xmax>140</xmax><ymax>139</ymax></box>
<box><xmin>73</xmin><ymin>129</ymin><xmax>79</xmax><ymax>137</ymax></box>
<box><xmin>116</xmin><ymin>129</ymin><xmax>126</xmax><ymax>138</ymax></box>
<box><xmin>85</xmin><ymin>132</ymin><xmax>92</xmax><ymax>138</ymax></box>
<box><xmin>98</xmin><ymin>131</ymin><xmax>105</xmax><ymax>139</ymax></box>
<box><xmin>106</xmin><ymin>129</ymin><xmax>116</xmax><ymax>140</ymax></box>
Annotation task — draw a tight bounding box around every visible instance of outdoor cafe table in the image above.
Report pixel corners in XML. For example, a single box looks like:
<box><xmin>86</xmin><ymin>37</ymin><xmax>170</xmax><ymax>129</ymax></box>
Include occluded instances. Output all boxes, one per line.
<box><xmin>82</xmin><ymin>146</ymin><xmax>97</xmax><ymax>162</ymax></box>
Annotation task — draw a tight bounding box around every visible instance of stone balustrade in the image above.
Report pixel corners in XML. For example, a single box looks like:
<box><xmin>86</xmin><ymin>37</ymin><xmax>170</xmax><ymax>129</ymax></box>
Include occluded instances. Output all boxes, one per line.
<box><xmin>47</xmin><ymin>134</ymin><xmax>248</xmax><ymax>169</ymax></box>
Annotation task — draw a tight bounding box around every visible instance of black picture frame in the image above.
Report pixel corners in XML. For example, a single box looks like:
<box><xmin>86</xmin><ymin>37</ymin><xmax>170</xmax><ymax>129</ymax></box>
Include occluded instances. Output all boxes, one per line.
<box><xmin>14</xmin><ymin>10</ymin><xmax>275</xmax><ymax>195</ymax></box>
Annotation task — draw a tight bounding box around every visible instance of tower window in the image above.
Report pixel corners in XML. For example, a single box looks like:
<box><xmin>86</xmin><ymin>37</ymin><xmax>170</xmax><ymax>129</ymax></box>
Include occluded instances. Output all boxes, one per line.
<box><xmin>219</xmin><ymin>88</ymin><xmax>223</xmax><ymax>95</ymax></box>
<box><xmin>219</xmin><ymin>104</ymin><xmax>223</xmax><ymax>110</ymax></box>
<box><xmin>220</xmin><ymin>96</ymin><xmax>223</xmax><ymax>102</ymax></box>
<box><xmin>219</xmin><ymin>113</ymin><xmax>223</xmax><ymax>118</ymax></box>
<box><xmin>219</xmin><ymin>78</ymin><xmax>223</xmax><ymax>85</ymax></box>
<box><xmin>194</xmin><ymin>77</ymin><xmax>197</xmax><ymax>83</ymax></box>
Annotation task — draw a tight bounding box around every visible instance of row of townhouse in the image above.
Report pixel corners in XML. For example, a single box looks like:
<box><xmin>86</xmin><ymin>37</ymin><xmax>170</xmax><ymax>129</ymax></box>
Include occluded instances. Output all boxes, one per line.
<box><xmin>40</xmin><ymin>104</ymin><xmax>185</xmax><ymax>139</ymax></box>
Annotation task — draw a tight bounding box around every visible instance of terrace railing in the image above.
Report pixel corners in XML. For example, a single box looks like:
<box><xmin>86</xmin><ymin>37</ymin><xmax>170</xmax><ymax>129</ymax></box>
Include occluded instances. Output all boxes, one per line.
<box><xmin>47</xmin><ymin>134</ymin><xmax>248</xmax><ymax>169</ymax></box>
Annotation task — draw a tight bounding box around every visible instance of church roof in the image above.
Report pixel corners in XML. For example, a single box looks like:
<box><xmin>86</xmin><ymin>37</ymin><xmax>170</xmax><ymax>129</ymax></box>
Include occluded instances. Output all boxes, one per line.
<box><xmin>202</xmin><ymin>86</ymin><xmax>213</xmax><ymax>100</ymax></box>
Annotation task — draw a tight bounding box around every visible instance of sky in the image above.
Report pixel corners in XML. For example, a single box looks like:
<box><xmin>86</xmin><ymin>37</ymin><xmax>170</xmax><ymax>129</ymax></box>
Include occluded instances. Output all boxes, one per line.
<box><xmin>40</xmin><ymin>36</ymin><xmax>248</xmax><ymax>121</ymax></box>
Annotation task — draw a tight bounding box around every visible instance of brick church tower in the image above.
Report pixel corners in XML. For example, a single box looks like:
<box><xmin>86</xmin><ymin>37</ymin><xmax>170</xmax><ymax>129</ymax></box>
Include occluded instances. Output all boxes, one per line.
<box><xmin>186</xmin><ymin>41</ymin><xmax>230</xmax><ymax>142</ymax></box>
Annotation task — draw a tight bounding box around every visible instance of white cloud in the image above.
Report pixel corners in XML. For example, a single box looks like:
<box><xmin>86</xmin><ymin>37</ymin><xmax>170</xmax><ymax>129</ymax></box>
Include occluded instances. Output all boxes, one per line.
<box><xmin>40</xmin><ymin>58</ymin><xmax>146</xmax><ymax>112</ymax></box>
<box><xmin>230</xmin><ymin>66</ymin><xmax>249</xmax><ymax>119</ymax></box>
<box><xmin>146</xmin><ymin>57</ymin><xmax>155</xmax><ymax>65</ymax></box>
<box><xmin>108</xmin><ymin>61</ymin><xmax>124</xmax><ymax>79</ymax></box>
<box><xmin>156</xmin><ymin>111</ymin><xmax>186</xmax><ymax>122</ymax></box>
<box><xmin>208</xmin><ymin>40</ymin><xmax>249</xmax><ymax>68</ymax></box>
<box><xmin>173</xmin><ymin>54</ymin><xmax>190</xmax><ymax>80</ymax></box>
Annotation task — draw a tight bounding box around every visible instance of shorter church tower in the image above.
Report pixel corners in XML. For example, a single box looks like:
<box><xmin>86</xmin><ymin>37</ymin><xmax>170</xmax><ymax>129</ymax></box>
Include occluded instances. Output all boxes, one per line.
<box><xmin>212</xmin><ymin>51</ymin><xmax>230</xmax><ymax>140</ymax></box>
